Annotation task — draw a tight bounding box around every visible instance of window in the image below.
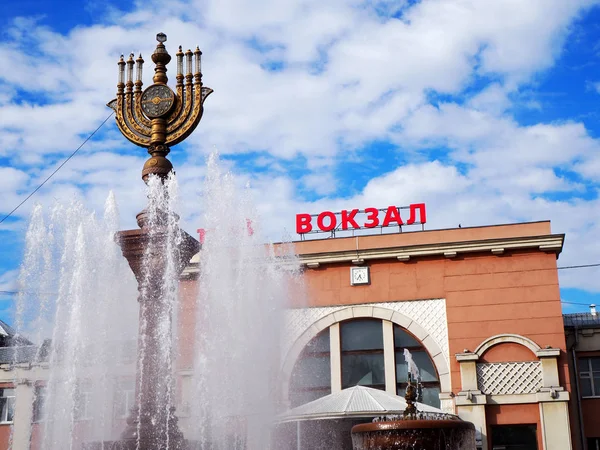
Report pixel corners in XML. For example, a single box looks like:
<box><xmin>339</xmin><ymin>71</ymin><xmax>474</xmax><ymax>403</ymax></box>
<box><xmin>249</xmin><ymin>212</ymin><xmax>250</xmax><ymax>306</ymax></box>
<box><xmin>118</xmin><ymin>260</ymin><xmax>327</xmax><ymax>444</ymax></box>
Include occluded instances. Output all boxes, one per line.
<box><xmin>289</xmin><ymin>328</ymin><xmax>331</xmax><ymax>407</ymax></box>
<box><xmin>74</xmin><ymin>383</ymin><xmax>92</xmax><ymax>421</ymax></box>
<box><xmin>119</xmin><ymin>340</ymin><xmax>137</xmax><ymax>365</ymax></box>
<box><xmin>579</xmin><ymin>357</ymin><xmax>600</xmax><ymax>397</ymax></box>
<box><xmin>288</xmin><ymin>319</ymin><xmax>442</xmax><ymax>409</ymax></box>
<box><xmin>588</xmin><ymin>437</ymin><xmax>600</xmax><ymax>450</ymax></box>
<box><xmin>491</xmin><ymin>424</ymin><xmax>537</xmax><ymax>450</ymax></box>
<box><xmin>33</xmin><ymin>386</ymin><xmax>47</xmax><ymax>423</ymax></box>
<box><xmin>0</xmin><ymin>388</ymin><xmax>15</xmax><ymax>423</ymax></box>
<box><xmin>341</xmin><ymin>319</ymin><xmax>385</xmax><ymax>390</ymax></box>
<box><xmin>114</xmin><ymin>379</ymin><xmax>136</xmax><ymax>419</ymax></box>
<box><xmin>394</xmin><ymin>325</ymin><xmax>440</xmax><ymax>408</ymax></box>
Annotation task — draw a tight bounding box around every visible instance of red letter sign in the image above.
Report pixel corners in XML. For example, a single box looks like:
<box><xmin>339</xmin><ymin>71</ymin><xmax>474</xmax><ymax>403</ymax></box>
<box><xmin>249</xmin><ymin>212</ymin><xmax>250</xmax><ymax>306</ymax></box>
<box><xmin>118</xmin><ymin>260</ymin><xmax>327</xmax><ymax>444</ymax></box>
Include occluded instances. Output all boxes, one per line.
<box><xmin>407</xmin><ymin>203</ymin><xmax>426</xmax><ymax>225</ymax></box>
<box><xmin>317</xmin><ymin>211</ymin><xmax>337</xmax><ymax>232</ymax></box>
<box><xmin>295</xmin><ymin>203</ymin><xmax>427</xmax><ymax>236</ymax></box>
<box><xmin>296</xmin><ymin>214</ymin><xmax>313</xmax><ymax>234</ymax></box>
<box><xmin>341</xmin><ymin>209</ymin><xmax>360</xmax><ymax>230</ymax></box>
<box><xmin>382</xmin><ymin>206</ymin><xmax>404</xmax><ymax>227</ymax></box>
<box><xmin>364</xmin><ymin>208</ymin><xmax>379</xmax><ymax>228</ymax></box>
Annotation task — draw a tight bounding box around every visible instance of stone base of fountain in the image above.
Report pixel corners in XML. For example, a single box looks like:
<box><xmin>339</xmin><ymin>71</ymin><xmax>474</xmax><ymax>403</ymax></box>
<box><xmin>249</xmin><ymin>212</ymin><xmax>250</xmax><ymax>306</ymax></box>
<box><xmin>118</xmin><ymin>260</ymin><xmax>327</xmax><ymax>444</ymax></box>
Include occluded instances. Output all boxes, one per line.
<box><xmin>82</xmin><ymin>439</ymin><xmax>200</xmax><ymax>450</ymax></box>
<box><xmin>351</xmin><ymin>417</ymin><xmax>477</xmax><ymax>450</ymax></box>
<box><xmin>82</xmin><ymin>441</ymin><xmax>138</xmax><ymax>450</ymax></box>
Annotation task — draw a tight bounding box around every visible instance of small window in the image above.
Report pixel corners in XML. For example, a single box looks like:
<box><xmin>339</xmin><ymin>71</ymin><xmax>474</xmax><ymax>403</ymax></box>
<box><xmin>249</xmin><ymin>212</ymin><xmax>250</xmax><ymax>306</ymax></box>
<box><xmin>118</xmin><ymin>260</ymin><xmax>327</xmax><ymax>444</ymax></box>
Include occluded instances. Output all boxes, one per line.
<box><xmin>75</xmin><ymin>383</ymin><xmax>93</xmax><ymax>421</ymax></box>
<box><xmin>341</xmin><ymin>320</ymin><xmax>383</xmax><ymax>351</ymax></box>
<box><xmin>394</xmin><ymin>327</ymin><xmax>421</xmax><ymax>348</ymax></box>
<box><xmin>33</xmin><ymin>386</ymin><xmax>46</xmax><ymax>423</ymax></box>
<box><xmin>289</xmin><ymin>328</ymin><xmax>331</xmax><ymax>407</ymax></box>
<box><xmin>0</xmin><ymin>389</ymin><xmax>15</xmax><ymax>423</ymax></box>
<box><xmin>393</xmin><ymin>325</ymin><xmax>440</xmax><ymax>408</ymax></box>
<box><xmin>114</xmin><ymin>379</ymin><xmax>136</xmax><ymax>419</ymax></box>
<box><xmin>579</xmin><ymin>357</ymin><xmax>600</xmax><ymax>397</ymax></box>
<box><xmin>588</xmin><ymin>437</ymin><xmax>600</xmax><ymax>450</ymax></box>
<box><xmin>491</xmin><ymin>424</ymin><xmax>537</xmax><ymax>450</ymax></box>
<box><xmin>341</xmin><ymin>320</ymin><xmax>385</xmax><ymax>390</ymax></box>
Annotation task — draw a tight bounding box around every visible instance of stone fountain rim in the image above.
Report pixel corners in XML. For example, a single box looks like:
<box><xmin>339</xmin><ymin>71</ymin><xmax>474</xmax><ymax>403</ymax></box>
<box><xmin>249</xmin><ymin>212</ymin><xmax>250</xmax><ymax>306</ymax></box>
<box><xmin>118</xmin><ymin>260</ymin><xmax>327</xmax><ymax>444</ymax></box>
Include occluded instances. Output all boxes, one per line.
<box><xmin>352</xmin><ymin>418</ymin><xmax>476</xmax><ymax>433</ymax></box>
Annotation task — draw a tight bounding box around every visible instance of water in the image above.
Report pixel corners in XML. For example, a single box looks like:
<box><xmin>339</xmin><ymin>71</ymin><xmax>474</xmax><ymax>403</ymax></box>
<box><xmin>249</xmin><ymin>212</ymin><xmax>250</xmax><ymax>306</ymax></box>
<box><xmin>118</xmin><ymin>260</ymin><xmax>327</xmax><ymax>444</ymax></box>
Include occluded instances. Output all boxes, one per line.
<box><xmin>403</xmin><ymin>349</ymin><xmax>420</xmax><ymax>383</ymax></box>
<box><xmin>188</xmin><ymin>154</ymin><xmax>298</xmax><ymax>449</ymax></box>
<box><xmin>15</xmin><ymin>195</ymin><xmax>139</xmax><ymax>449</ymax></box>
<box><xmin>13</xmin><ymin>153</ymin><xmax>298</xmax><ymax>449</ymax></box>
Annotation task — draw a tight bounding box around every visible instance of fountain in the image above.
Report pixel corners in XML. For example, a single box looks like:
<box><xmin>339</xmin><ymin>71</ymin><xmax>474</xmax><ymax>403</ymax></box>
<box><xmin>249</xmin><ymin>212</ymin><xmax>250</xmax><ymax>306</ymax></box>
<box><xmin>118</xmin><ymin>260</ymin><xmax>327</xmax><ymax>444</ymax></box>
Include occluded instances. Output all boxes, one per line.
<box><xmin>15</xmin><ymin>32</ymin><xmax>294</xmax><ymax>450</ymax></box>
<box><xmin>351</xmin><ymin>350</ymin><xmax>476</xmax><ymax>450</ymax></box>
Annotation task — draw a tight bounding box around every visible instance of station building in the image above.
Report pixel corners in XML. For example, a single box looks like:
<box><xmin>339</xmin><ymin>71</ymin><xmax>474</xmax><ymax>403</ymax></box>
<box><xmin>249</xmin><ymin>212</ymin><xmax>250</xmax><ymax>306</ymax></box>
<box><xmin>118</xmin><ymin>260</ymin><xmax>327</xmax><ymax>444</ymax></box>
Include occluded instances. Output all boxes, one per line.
<box><xmin>0</xmin><ymin>218</ymin><xmax>586</xmax><ymax>450</ymax></box>
<box><xmin>271</xmin><ymin>220</ymin><xmax>574</xmax><ymax>450</ymax></box>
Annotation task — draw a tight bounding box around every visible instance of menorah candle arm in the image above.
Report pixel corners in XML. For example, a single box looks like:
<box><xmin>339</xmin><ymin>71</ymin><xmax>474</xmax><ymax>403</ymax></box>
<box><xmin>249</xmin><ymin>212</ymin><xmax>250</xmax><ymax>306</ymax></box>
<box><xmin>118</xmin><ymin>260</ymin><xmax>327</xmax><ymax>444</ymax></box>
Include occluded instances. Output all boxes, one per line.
<box><xmin>125</xmin><ymin>91</ymin><xmax>152</xmax><ymax>136</ymax></box>
<box><xmin>166</xmin><ymin>84</ymin><xmax>184</xmax><ymax>123</ymax></box>
<box><xmin>194</xmin><ymin>47</ymin><xmax>202</xmax><ymax>85</ymax></box>
<box><xmin>166</xmin><ymin>83</ymin><xmax>193</xmax><ymax>134</ymax></box>
<box><xmin>185</xmin><ymin>49</ymin><xmax>193</xmax><ymax>84</ymax></box>
<box><xmin>115</xmin><ymin>94</ymin><xmax>151</xmax><ymax>147</ymax></box>
<box><xmin>117</xmin><ymin>55</ymin><xmax>126</xmax><ymax>94</ymax></box>
<box><xmin>165</xmin><ymin>83</ymin><xmax>212</xmax><ymax>147</ymax></box>
<box><xmin>126</xmin><ymin>53</ymin><xmax>135</xmax><ymax>93</ymax></box>
<box><xmin>176</xmin><ymin>46</ymin><xmax>184</xmax><ymax>87</ymax></box>
<box><xmin>133</xmin><ymin>91</ymin><xmax>153</xmax><ymax>128</ymax></box>
<box><xmin>134</xmin><ymin>54</ymin><xmax>144</xmax><ymax>93</ymax></box>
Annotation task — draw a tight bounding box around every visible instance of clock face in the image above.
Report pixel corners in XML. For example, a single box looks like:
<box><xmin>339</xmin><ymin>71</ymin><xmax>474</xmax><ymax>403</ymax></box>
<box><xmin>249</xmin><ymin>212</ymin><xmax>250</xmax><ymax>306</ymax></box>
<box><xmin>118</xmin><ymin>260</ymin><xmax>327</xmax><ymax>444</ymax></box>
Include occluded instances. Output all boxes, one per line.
<box><xmin>141</xmin><ymin>84</ymin><xmax>175</xmax><ymax>118</ymax></box>
<box><xmin>351</xmin><ymin>266</ymin><xmax>370</xmax><ymax>285</ymax></box>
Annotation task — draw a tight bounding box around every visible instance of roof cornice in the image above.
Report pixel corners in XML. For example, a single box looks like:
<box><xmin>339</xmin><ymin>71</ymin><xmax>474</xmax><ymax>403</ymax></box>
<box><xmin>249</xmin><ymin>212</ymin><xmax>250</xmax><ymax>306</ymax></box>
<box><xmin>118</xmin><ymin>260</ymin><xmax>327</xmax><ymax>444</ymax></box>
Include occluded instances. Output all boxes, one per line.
<box><xmin>297</xmin><ymin>233</ymin><xmax>564</xmax><ymax>267</ymax></box>
<box><xmin>180</xmin><ymin>233</ymin><xmax>564</xmax><ymax>278</ymax></box>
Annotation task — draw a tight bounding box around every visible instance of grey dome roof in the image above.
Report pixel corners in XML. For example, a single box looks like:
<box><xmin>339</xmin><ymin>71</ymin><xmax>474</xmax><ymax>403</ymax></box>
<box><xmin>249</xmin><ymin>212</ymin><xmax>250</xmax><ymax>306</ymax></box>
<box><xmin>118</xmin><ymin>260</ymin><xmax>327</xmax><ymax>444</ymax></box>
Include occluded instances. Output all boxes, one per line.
<box><xmin>0</xmin><ymin>319</ymin><xmax>17</xmax><ymax>338</ymax></box>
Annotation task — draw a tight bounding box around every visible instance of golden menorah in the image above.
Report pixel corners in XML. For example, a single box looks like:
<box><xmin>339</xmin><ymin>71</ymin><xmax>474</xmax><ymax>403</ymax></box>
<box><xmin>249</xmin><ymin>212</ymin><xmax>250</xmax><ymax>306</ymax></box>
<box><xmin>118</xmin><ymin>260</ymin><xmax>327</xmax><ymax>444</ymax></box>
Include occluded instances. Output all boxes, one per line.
<box><xmin>108</xmin><ymin>32</ymin><xmax>212</xmax><ymax>181</ymax></box>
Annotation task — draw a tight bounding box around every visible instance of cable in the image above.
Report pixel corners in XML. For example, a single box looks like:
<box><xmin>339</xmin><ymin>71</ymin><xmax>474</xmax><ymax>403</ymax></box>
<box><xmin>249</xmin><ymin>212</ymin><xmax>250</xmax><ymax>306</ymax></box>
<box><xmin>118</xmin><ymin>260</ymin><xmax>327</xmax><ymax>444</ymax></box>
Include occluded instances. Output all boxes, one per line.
<box><xmin>558</xmin><ymin>263</ymin><xmax>600</xmax><ymax>270</ymax></box>
<box><xmin>562</xmin><ymin>300</ymin><xmax>596</xmax><ymax>306</ymax></box>
<box><xmin>0</xmin><ymin>112</ymin><xmax>115</xmax><ymax>225</ymax></box>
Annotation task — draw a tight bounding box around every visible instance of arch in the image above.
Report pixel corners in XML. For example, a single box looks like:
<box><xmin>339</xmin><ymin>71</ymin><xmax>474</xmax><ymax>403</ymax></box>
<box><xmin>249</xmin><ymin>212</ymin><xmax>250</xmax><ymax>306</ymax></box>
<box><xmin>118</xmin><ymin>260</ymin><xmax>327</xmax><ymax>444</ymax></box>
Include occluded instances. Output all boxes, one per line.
<box><xmin>281</xmin><ymin>305</ymin><xmax>450</xmax><ymax>401</ymax></box>
<box><xmin>473</xmin><ymin>333</ymin><xmax>541</xmax><ymax>358</ymax></box>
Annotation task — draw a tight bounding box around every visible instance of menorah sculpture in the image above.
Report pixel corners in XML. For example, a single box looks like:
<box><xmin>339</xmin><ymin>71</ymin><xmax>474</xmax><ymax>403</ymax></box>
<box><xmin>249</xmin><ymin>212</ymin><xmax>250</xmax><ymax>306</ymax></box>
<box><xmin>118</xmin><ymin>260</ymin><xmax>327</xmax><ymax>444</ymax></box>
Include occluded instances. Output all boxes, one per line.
<box><xmin>108</xmin><ymin>31</ymin><xmax>212</xmax><ymax>185</ymax></box>
<box><xmin>90</xmin><ymin>33</ymin><xmax>209</xmax><ymax>449</ymax></box>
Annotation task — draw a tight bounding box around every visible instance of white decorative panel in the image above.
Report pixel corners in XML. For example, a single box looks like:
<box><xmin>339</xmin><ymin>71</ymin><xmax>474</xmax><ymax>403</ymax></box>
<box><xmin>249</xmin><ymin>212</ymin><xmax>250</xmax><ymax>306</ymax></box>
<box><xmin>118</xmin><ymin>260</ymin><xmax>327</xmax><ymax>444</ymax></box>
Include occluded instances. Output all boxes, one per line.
<box><xmin>476</xmin><ymin>362</ymin><xmax>542</xmax><ymax>395</ymax></box>
<box><xmin>283</xmin><ymin>299</ymin><xmax>448</xmax><ymax>367</ymax></box>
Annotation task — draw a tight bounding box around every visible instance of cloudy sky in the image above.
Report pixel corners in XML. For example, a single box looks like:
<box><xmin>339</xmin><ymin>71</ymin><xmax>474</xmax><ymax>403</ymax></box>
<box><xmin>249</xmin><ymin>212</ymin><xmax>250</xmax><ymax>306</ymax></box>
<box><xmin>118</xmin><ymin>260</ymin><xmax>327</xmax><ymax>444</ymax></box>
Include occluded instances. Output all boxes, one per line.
<box><xmin>1</xmin><ymin>0</ymin><xmax>600</xmax><ymax>323</ymax></box>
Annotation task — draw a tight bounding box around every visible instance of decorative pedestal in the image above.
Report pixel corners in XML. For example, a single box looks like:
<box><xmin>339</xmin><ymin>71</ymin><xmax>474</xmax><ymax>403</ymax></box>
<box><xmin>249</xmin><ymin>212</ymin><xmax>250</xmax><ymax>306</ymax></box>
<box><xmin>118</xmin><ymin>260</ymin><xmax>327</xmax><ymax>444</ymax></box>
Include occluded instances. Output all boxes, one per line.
<box><xmin>84</xmin><ymin>225</ymin><xmax>199</xmax><ymax>450</ymax></box>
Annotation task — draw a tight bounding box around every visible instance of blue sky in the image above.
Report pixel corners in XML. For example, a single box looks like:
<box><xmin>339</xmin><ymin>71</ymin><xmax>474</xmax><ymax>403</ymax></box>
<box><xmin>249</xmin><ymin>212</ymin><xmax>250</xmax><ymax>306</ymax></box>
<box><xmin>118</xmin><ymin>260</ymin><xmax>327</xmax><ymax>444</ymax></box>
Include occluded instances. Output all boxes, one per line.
<box><xmin>2</xmin><ymin>0</ymin><xmax>600</xmax><ymax>323</ymax></box>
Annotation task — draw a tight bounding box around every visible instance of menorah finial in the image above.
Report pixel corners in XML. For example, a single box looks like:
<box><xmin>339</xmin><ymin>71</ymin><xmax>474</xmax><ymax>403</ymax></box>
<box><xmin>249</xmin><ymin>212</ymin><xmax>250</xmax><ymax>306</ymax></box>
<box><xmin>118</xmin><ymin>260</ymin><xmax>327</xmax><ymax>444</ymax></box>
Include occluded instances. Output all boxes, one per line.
<box><xmin>152</xmin><ymin>33</ymin><xmax>171</xmax><ymax>84</ymax></box>
<box><xmin>107</xmin><ymin>32</ymin><xmax>213</xmax><ymax>184</ymax></box>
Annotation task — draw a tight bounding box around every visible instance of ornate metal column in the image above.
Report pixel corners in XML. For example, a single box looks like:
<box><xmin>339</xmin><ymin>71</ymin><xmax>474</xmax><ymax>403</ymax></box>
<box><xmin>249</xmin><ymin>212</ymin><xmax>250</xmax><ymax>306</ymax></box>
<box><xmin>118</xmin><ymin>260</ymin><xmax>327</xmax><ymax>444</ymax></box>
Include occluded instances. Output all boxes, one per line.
<box><xmin>97</xmin><ymin>33</ymin><xmax>211</xmax><ymax>449</ymax></box>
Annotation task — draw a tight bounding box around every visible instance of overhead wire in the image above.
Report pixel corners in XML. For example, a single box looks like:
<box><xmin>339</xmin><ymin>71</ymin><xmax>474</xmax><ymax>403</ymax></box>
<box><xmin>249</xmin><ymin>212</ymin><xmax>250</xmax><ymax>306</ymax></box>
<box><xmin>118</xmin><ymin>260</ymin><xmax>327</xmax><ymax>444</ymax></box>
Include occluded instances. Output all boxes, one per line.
<box><xmin>0</xmin><ymin>112</ymin><xmax>115</xmax><ymax>225</ymax></box>
<box><xmin>558</xmin><ymin>263</ymin><xmax>600</xmax><ymax>270</ymax></box>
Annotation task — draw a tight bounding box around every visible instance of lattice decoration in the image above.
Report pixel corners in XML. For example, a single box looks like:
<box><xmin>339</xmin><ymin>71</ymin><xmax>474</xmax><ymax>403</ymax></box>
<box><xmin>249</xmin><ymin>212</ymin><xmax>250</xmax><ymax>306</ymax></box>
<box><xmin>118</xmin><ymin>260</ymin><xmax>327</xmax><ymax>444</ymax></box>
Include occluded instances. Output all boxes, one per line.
<box><xmin>283</xmin><ymin>299</ymin><xmax>448</xmax><ymax>366</ymax></box>
<box><xmin>476</xmin><ymin>362</ymin><xmax>542</xmax><ymax>395</ymax></box>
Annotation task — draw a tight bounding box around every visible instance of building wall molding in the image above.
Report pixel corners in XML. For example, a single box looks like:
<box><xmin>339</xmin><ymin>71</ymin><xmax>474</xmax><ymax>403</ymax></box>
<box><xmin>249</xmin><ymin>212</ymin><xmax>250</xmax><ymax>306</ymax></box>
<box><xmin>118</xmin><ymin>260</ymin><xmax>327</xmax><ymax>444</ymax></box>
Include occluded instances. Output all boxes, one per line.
<box><xmin>473</xmin><ymin>333</ymin><xmax>542</xmax><ymax>358</ymax></box>
<box><xmin>455</xmin><ymin>390</ymin><xmax>570</xmax><ymax>406</ymax></box>
<box><xmin>297</xmin><ymin>234</ymin><xmax>564</xmax><ymax>267</ymax></box>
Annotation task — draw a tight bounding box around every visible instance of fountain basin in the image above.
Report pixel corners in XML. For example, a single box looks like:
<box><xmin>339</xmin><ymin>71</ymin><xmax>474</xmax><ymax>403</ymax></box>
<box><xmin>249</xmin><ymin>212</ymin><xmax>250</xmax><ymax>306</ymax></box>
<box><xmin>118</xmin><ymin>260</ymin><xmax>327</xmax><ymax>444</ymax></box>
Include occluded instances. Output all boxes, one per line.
<box><xmin>83</xmin><ymin>439</ymin><xmax>199</xmax><ymax>450</ymax></box>
<box><xmin>351</xmin><ymin>418</ymin><xmax>476</xmax><ymax>450</ymax></box>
